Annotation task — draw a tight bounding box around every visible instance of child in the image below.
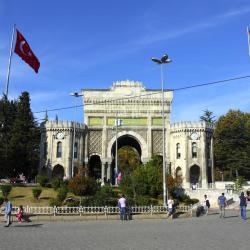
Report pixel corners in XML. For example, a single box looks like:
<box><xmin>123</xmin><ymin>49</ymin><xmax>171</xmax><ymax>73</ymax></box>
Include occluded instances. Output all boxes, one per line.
<box><xmin>16</xmin><ymin>205</ymin><xmax>24</xmax><ymax>223</ymax></box>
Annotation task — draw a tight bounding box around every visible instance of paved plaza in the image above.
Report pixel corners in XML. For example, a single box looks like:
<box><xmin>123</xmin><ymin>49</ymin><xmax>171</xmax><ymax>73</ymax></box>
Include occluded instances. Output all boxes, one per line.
<box><xmin>0</xmin><ymin>210</ymin><xmax>249</xmax><ymax>250</ymax></box>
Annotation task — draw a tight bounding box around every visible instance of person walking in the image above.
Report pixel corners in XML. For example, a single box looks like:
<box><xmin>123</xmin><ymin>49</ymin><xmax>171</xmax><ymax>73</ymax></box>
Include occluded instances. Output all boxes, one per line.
<box><xmin>118</xmin><ymin>194</ymin><xmax>127</xmax><ymax>221</ymax></box>
<box><xmin>167</xmin><ymin>196</ymin><xmax>174</xmax><ymax>219</ymax></box>
<box><xmin>218</xmin><ymin>193</ymin><xmax>227</xmax><ymax>218</ymax></box>
<box><xmin>203</xmin><ymin>194</ymin><xmax>210</xmax><ymax>215</ymax></box>
<box><xmin>239</xmin><ymin>192</ymin><xmax>247</xmax><ymax>220</ymax></box>
<box><xmin>4</xmin><ymin>198</ymin><xmax>12</xmax><ymax>227</ymax></box>
<box><xmin>16</xmin><ymin>205</ymin><xmax>24</xmax><ymax>223</ymax></box>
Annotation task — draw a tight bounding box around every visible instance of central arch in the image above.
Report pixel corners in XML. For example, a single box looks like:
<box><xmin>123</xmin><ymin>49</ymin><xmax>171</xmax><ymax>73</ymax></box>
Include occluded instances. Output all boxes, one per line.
<box><xmin>107</xmin><ymin>132</ymin><xmax>144</xmax><ymax>184</ymax></box>
<box><xmin>107</xmin><ymin>130</ymin><xmax>147</xmax><ymax>160</ymax></box>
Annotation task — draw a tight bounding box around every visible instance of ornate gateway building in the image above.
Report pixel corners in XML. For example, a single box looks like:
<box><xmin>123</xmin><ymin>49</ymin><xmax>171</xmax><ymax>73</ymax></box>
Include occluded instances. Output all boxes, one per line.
<box><xmin>40</xmin><ymin>80</ymin><xmax>214</xmax><ymax>188</ymax></box>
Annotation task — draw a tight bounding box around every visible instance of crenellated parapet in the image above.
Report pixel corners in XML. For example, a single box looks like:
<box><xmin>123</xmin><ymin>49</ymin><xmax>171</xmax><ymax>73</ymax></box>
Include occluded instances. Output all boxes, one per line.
<box><xmin>170</xmin><ymin>121</ymin><xmax>214</xmax><ymax>133</ymax></box>
<box><xmin>40</xmin><ymin>120</ymin><xmax>86</xmax><ymax>133</ymax></box>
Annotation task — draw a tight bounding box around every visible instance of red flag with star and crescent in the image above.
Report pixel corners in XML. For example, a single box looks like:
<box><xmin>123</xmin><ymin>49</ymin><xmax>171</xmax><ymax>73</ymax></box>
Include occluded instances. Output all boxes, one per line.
<box><xmin>14</xmin><ymin>29</ymin><xmax>40</xmax><ymax>73</ymax></box>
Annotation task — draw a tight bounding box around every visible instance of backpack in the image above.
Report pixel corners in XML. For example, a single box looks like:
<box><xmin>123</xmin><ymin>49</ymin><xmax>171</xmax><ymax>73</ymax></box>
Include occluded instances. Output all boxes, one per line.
<box><xmin>206</xmin><ymin>199</ymin><xmax>210</xmax><ymax>208</ymax></box>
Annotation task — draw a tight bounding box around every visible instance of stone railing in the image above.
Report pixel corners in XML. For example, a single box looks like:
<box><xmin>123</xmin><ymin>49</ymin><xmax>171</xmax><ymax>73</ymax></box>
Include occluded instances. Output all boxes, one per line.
<box><xmin>0</xmin><ymin>205</ymin><xmax>193</xmax><ymax>217</ymax></box>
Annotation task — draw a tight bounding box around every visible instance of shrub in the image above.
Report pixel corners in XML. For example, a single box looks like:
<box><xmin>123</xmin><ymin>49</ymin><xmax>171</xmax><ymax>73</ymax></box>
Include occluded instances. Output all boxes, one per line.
<box><xmin>0</xmin><ymin>196</ymin><xmax>4</xmax><ymax>205</ymax></box>
<box><xmin>57</xmin><ymin>187</ymin><xmax>68</xmax><ymax>202</ymax></box>
<box><xmin>68</xmin><ymin>172</ymin><xmax>99</xmax><ymax>196</ymax></box>
<box><xmin>90</xmin><ymin>186</ymin><xmax>118</xmax><ymax>206</ymax></box>
<box><xmin>49</xmin><ymin>198</ymin><xmax>62</xmax><ymax>207</ymax></box>
<box><xmin>234</xmin><ymin>176</ymin><xmax>246</xmax><ymax>191</ymax></box>
<box><xmin>0</xmin><ymin>184</ymin><xmax>12</xmax><ymax>198</ymax></box>
<box><xmin>51</xmin><ymin>177</ymin><xmax>62</xmax><ymax>190</ymax></box>
<box><xmin>134</xmin><ymin>196</ymin><xmax>157</xmax><ymax>206</ymax></box>
<box><xmin>32</xmin><ymin>188</ymin><xmax>42</xmax><ymax>199</ymax></box>
<box><xmin>36</xmin><ymin>175</ymin><xmax>49</xmax><ymax>187</ymax></box>
<box><xmin>66</xmin><ymin>200</ymin><xmax>80</xmax><ymax>207</ymax></box>
<box><xmin>184</xmin><ymin>198</ymin><xmax>199</xmax><ymax>205</ymax></box>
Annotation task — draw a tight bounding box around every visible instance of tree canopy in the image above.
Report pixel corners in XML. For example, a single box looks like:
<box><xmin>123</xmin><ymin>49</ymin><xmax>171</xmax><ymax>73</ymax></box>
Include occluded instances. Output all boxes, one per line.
<box><xmin>214</xmin><ymin>110</ymin><xmax>250</xmax><ymax>179</ymax></box>
<box><xmin>0</xmin><ymin>92</ymin><xmax>40</xmax><ymax>179</ymax></box>
<box><xmin>200</xmin><ymin>109</ymin><xmax>216</xmax><ymax>124</ymax></box>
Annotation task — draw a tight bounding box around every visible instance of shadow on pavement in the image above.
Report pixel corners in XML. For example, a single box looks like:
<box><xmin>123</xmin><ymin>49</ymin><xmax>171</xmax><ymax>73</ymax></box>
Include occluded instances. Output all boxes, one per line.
<box><xmin>13</xmin><ymin>223</ymin><xmax>43</xmax><ymax>228</ymax></box>
<box><xmin>224</xmin><ymin>215</ymin><xmax>239</xmax><ymax>218</ymax></box>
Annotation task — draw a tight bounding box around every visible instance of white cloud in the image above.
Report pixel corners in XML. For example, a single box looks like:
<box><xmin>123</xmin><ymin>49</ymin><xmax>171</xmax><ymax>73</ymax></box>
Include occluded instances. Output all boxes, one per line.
<box><xmin>133</xmin><ymin>6</ymin><xmax>250</xmax><ymax>48</ymax></box>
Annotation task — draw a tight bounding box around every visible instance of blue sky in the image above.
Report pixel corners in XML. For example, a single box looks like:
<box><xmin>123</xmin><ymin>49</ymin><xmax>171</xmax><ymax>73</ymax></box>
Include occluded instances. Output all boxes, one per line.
<box><xmin>0</xmin><ymin>0</ymin><xmax>250</xmax><ymax>124</ymax></box>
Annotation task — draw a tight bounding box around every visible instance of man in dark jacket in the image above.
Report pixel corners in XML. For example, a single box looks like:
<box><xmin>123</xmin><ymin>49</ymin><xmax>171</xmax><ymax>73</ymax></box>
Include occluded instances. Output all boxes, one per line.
<box><xmin>239</xmin><ymin>192</ymin><xmax>247</xmax><ymax>220</ymax></box>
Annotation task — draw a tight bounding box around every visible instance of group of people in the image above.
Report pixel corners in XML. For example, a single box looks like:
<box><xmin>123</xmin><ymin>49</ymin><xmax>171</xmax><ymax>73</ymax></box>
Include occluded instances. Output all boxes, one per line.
<box><xmin>117</xmin><ymin>194</ymin><xmax>176</xmax><ymax>220</ymax></box>
<box><xmin>208</xmin><ymin>191</ymin><xmax>249</xmax><ymax>220</ymax></box>
<box><xmin>2</xmin><ymin>198</ymin><xmax>24</xmax><ymax>227</ymax></box>
<box><xmin>118</xmin><ymin>191</ymin><xmax>249</xmax><ymax>221</ymax></box>
<box><xmin>2</xmin><ymin>191</ymin><xmax>249</xmax><ymax>225</ymax></box>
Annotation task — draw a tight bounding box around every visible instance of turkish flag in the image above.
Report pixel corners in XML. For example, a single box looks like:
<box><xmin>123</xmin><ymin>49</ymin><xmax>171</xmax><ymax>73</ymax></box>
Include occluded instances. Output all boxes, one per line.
<box><xmin>14</xmin><ymin>29</ymin><xmax>40</xmax><ymax>73</ymax></box>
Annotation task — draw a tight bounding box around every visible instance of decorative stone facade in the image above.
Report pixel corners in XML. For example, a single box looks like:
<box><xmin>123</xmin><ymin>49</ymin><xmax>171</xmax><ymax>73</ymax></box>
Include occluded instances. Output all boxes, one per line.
<box><xmin>169</xmin><ymin>122</ymin><xmax>214</xmax><ymax>188</ymax></box>
<box><xmin>39</xmin><ymin>121</ymin><xmax>86</xmax><ymax>179</ymax></box>
<box><xmin>39</xmin><ymin>80</ymin><xmax>214</xmax><ymax>188</ymax></box>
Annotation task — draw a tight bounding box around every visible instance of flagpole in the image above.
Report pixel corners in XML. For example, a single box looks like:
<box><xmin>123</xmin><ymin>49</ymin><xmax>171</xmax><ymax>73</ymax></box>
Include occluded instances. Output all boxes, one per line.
<box><xmin>5</xmin><ymin>24</ymin><xmax>16</xmax><ymax>98</ymax></box>
<box><xmin>247</xmin><ymin>26</ymin><xmax>250</xmax><ymax>57</ymax></box>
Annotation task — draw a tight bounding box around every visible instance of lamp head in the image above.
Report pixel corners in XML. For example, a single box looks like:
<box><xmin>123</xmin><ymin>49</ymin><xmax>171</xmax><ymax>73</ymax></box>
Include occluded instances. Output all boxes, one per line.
<box><xmin>161</xmin><ymin>54</ymin><xmax>169</xmax><ymax>62</ymax></box>
<box><xmin>151</xmin><ymin>57</ymin><xmax>162</xmax><ymax>64</ymax></box>
<box><xmin>161</xmin><ymin>54</ymin><xmax>172</xmax><ymax>64</ymax></box>
<box><xmin>70</xmin><ymin>92</ymin><xmax>83</xmax><ymax>97</ymax></box>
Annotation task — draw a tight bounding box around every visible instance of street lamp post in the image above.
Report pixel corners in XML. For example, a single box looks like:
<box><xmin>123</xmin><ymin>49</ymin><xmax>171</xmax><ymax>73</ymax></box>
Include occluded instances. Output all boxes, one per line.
<box><xmin>151</xmin><ymin>54</ymin><xmax>172</xmax><ymax>207</ymax></box>
<box><xmin>69</xmin><ymin>92</ymin><xmax>83</xmax><ymax>178</ymax></box>
<box><xmin>114</xmin><ymin>112</ymin><xmax>123</xmax><ymax>185</ymax></box>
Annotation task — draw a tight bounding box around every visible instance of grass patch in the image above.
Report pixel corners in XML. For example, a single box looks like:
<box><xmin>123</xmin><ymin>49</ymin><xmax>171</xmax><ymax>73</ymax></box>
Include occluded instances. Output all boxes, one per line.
<box><xmin>8</xmin><ymin>187</ymin><xmax>57</xmax><ymax>206</ymax></box>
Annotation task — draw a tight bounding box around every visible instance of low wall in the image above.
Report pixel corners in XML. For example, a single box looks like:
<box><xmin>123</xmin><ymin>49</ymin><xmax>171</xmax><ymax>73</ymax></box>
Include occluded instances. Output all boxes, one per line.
<box><xmin>185</xmin><ymin>189</ymin><xmax>240</xmax><ymax>207</ymax></box>
<box><xmin>215</xmin><ymin>181</ymin><xmax>250</xmax><ymax>190</ymax></box>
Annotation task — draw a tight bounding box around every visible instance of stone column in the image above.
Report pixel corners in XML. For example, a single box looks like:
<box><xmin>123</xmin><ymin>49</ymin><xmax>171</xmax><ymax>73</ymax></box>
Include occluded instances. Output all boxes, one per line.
<box><xmin>101</xmin><ymin>162</ymin><xmax>106</xmax><ymax>180</ymax></box>
<box><xmin>184</xmin><ymin>132</ymin><xmax>190</xmax><ymax>189</ymax></box>
<box><xmin>211</xmin><ymin>137</ymin><xmax>215</xmax><ymax>185</ymax></box>
<box><xmin>147</xmin><ymin>115</ymin><xmax>152</xmax><ymax>159</ymax></box>
<box><xmin>201</xmin><ymin>132</ymin><xmax>208</xmax><ymax>188</ymax></box>
<box><xmin>106</xmin><ymin>162</ymin><xmax>112</xmax><ymax>182</ymax></box>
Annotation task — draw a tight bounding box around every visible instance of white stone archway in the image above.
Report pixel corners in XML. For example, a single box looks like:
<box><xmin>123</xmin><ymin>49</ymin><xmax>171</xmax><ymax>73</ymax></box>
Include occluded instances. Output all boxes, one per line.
<box><xmin>106</xmin><ymin>130</ymin><xmax>148</xmax><ymax>161</ymax></box>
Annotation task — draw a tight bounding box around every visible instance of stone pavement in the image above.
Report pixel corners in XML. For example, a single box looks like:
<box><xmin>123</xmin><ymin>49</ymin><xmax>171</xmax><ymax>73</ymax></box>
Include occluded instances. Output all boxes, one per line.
<box><xmin>0</xmin><ymin>209</ymin><xmax>249</xmax><ymax>250</ymax></box>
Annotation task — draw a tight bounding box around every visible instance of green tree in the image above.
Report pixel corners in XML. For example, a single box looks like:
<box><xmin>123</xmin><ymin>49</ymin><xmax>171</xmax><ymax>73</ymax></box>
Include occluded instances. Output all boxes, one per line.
<box><xmin>0</xmin><ymin>95</ymin><xmax>17</xmax><ymax>177</ymax></box>
<box><xmin>8</xmin><ymin>92</ymin><xmax>40</xmax><ymax>179</ymax></box>
<box><xmin>200</xmin><ymin>109</ymin><xmax>216</xmax><ymax>124</ymax></box>
<box><xmin>0</xmin><ymin>184</ymin><xmax>12</xmax><ymax>198</ymax></box>
<box><xmin>144</xmin><ymin>155</ymin><xmax>163</xmax><ymax>197</ymax></box>
<box><xmin>118</xmin><ymin>146</ymin><xmax>140</xmax><ymax>175</ymax></box>
<box><xmin>214</xmin><ymin>110</ymin><xmax>250</xmax><ymax>179</ymax></box>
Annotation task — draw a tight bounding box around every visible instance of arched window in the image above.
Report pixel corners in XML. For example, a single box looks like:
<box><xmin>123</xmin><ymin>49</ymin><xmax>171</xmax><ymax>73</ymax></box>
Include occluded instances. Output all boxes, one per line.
<box><xmin>74</xmin><ymin>142</ymin><xmax>78</xmax><ymax>159</ymax></box>
<box><xmin>192</xmin><ymin>142</ymin><xmax>197</xmax><ymax>158</ymax></box>
<box><xmin>176</xmin><ymin>143</ymin><xmax>181</xmax><ymax>159</ymax></box>
<box><xmin>56</xmin><ymin>142</ymin><xmax>62</xmax><ymax>158</ymax></box>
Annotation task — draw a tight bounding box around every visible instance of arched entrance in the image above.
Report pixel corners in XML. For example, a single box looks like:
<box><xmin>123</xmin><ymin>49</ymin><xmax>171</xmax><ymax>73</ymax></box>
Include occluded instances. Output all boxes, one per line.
<box><xmin>110</xmin><ymin>134</ymin><xmax>142</xmax><ymax>184</ymax></box>
<box><xmin>190</xmin><ymin>164</ymin><xmax>200</xmax><ymax>186</ymax></box>
<box><xmin>52</xmin><ymin>164</ymin><xmax>64</xmax><ymax>179</ymax></box>
<box><xmin>88</xmin><ymin>155</ymin><xmax>102</xmax><ymax>179</ymax></box>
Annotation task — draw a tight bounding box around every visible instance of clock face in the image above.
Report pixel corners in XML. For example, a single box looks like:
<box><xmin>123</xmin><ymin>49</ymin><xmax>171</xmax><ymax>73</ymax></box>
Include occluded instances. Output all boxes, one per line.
<box><xmin>190</xmin><ymin>132</ymin><xmax>198</xmax><ymax>140</ymax></box>
<box><xmin>56</xmin><ymin>132</ymin><xmax>64</xmax><ymax>140</ymax></box>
